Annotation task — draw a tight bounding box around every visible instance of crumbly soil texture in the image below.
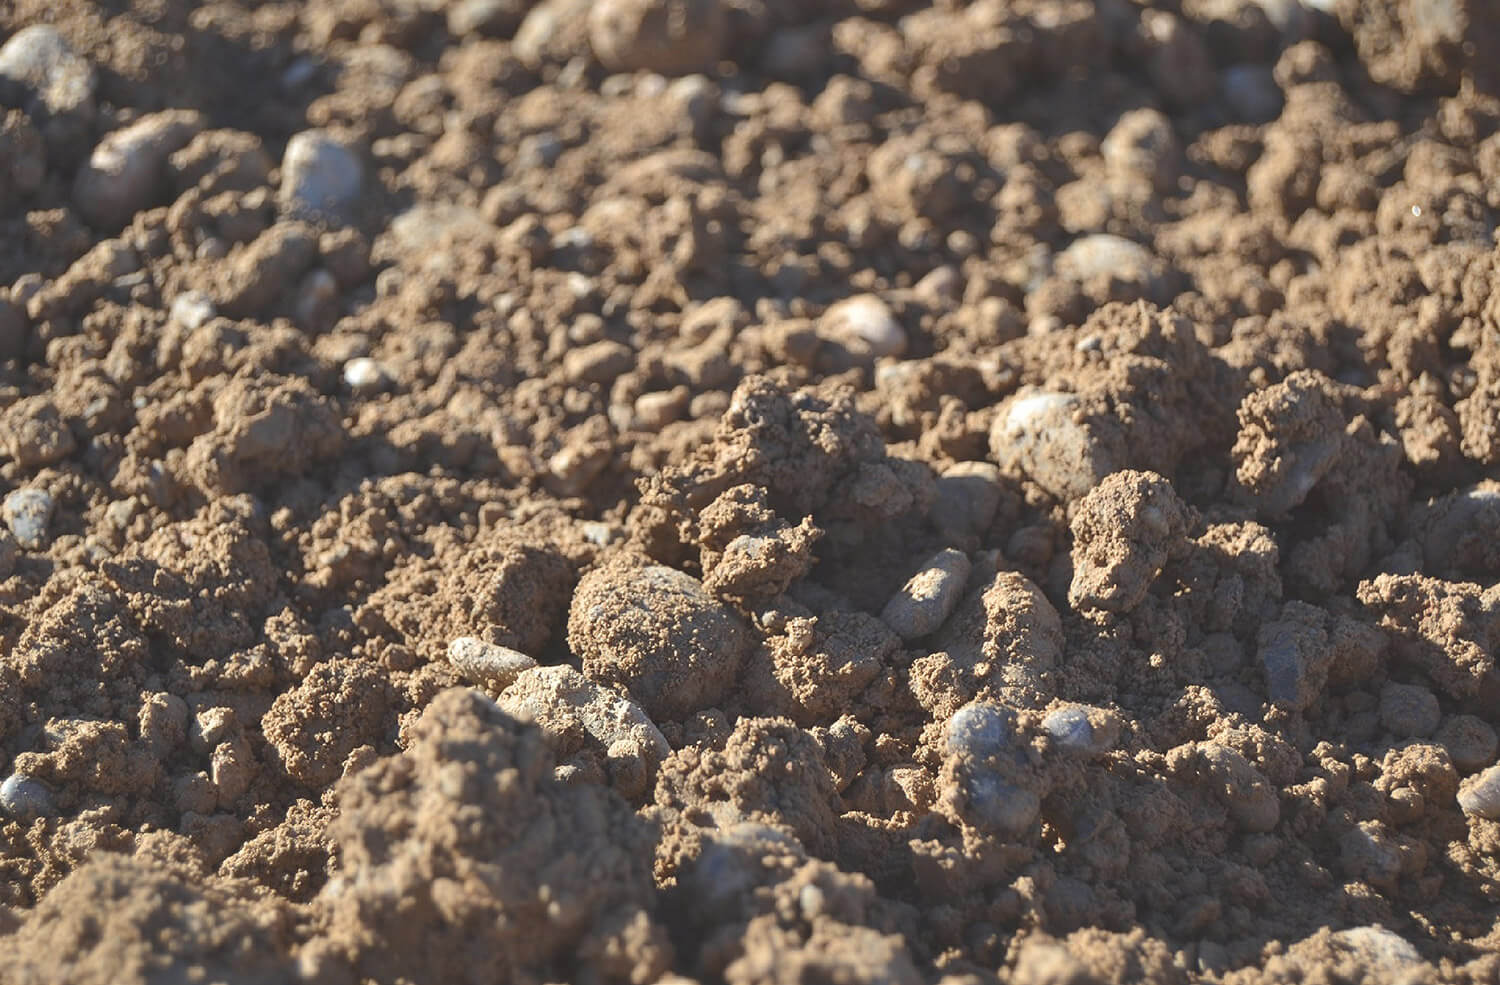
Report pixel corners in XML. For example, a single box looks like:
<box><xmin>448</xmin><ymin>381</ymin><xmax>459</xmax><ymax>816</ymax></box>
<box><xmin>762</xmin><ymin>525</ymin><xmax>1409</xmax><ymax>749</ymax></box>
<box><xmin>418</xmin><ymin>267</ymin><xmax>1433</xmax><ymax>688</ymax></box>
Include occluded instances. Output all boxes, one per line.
<box><xmin>1</xmin><ymin>0</ymin><xmax>1499</xmax><ymax>982</ymax></box>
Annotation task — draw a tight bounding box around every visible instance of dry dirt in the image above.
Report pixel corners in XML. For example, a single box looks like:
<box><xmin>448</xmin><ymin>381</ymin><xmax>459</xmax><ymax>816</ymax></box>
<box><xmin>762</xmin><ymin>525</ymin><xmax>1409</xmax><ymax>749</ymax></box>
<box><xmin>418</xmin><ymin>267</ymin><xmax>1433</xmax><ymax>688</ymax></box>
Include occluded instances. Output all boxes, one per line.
<box><xmin>0</xmin><ymin>0</ymin><xmax>1498</xmax><ymax>983</ymax></box>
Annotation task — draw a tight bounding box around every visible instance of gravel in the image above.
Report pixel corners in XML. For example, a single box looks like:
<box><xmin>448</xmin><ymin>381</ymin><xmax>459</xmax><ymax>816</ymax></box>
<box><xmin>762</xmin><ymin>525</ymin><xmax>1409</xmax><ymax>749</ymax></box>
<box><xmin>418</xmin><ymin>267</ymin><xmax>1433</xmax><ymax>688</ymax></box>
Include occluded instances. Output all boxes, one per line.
<box><xmin>1457</xmin><ymin>763</ymin><xmax>1500</xmax><ymax>820</ymax></box>
<box><xmin>0</xmin><ymin>25</ymin><xmax>95</xmax><ymax>156</ymax></box>
<box><xmin>3</xmin><ymin>487</ymin><xmax>55</xmax><ymax>550</ymax></box>
<box><xmin>73</xmin><ymin>109</ymin><xmax>206</xmax><ymax>229</ymax></box>
<box><xmin>279</xmin><ymin>130</ymin><xmax>364</xmax><ymax>223</ymax></box>
<box><xmin>881</xmin><ymin>548</ymin><xmax>972</xmax><ymax>641</ymax></box>
<box><xmin>446</xmin><ymin>636</ymin><xmax>538</xmax><ymax>690</ymax></box>
<box><xmin>0</xmin><ymin>773</ymin><xmax>56</xmax><ymax>820</ymax></box>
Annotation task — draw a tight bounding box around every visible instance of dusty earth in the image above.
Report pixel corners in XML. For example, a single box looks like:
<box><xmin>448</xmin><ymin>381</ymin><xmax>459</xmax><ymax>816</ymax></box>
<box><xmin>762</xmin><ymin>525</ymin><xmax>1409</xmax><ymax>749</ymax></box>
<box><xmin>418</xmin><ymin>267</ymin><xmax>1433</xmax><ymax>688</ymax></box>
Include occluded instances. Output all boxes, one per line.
<box><xmin>0</xmin><ymin>0</ymin><xmax>1497</xmax><ymax>982</ymax></box>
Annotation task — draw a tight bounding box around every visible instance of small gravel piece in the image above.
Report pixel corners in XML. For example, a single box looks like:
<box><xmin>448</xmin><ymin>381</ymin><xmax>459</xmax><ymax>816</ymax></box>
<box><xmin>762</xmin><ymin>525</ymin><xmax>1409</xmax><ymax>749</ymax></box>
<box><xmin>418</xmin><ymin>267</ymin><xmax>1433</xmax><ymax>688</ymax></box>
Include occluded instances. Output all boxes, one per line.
<box><xmin>446</xmin><ymin>636</ymin><xmax>538</xmax><ymax>691</ymax></box>
<box><xmin>279</xmin><ymin>130</ymin><xmax>364</xmax><ymax>223</ymax></box>
<box><xmin>1436</xmin><ymin>715</ymin><xmax>1498</xmax><ymax>773</ymax></box>
<box><xmin>3</xmin><ymin>487</ymin><xmax>55</xmax><ymax>550</ymax></box>
<box><xmin>990</xmin><ymin>389</ymin><xmax>1119</xmax><ymax>502</ymax></box>
<box><xmin>1328</xmin><ymin>926</ymin><xmax>1423</xmax><ymax>971</ymax></box>
<box><xmin>0</xmin><ymin>773</ymin><xmax>56</xmax><ymax>820</ymax></box>
<box><xmin>881</xmin><ymin>548</ymin><xmax>971</xmax><ymax>641</ymax></box>
<box><xmin>563</xmin><ymin>339</ymin><xmax>633</xmax><ymax>384</ymax></box>
<box><xmin>1041</xmin><ymin>707</ymin><xmax>1095</xmax><ymax>753</ymax></box>
<box><xmin>343</xmin><ymin>357</ymin><xmax>394</xmax><ymax>395</ymax></box>
<box><xmin>73</xmin><ymin>109</ymin><xmax>206</xmax><ymax>229</ymax></box>
<box><xmin>169</xmin><ymin>290</ymin><xmax>217</xmax><ymax>330</ymax></box>
<box><xmin>1458</xmin><ymin>763</ymin><xmax>1500</xmax><ymax>820</ymax></box>
<box><xmin>958</xmin><ymin>769</ymin><xmax>1040</xmax><ymax>837</ymax></box>
<box><xmin>1378</xmin><ymin>682</ymin><xmax>1441</xmax><ymax>738</ymax></box>
<box><xmin>946</xmin><ymin>702</ymin><xmax>1014</xmax><ymax>760</ymax></box>
<box><xmin>1053</xmin><ymin>234</ymin><xmax>1166</xmax><ymax>301</ymax></box>
<box><xmin>0</xmin><ymin>25</ymin><xmax>95</xmax><ymax>156</ymax></box>
<box><xmin>819</xmin><ymin>294</ymin><xmax>908</xmax><ymax>359</ymax></box>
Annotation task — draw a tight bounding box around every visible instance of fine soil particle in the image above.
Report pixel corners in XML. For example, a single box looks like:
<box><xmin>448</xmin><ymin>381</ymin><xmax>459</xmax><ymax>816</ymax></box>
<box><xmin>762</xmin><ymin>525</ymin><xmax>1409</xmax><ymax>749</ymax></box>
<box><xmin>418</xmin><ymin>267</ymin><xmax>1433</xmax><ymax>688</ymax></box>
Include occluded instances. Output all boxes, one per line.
<box><xmin>0</xmin><ymin>1</ymin><xmax>1497</xmax><ymax>984</ymax></box>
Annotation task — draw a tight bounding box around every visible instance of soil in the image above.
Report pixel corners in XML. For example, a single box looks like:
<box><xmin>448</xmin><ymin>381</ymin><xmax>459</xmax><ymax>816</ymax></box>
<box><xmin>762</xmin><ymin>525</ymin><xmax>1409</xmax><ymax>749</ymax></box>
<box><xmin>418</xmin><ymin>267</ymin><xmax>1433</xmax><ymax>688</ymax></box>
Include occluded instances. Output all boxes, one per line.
<box><xmin>0</xmin><ymin>0</ymin><xmax>1497</xmax><ymax>983</ymax></box>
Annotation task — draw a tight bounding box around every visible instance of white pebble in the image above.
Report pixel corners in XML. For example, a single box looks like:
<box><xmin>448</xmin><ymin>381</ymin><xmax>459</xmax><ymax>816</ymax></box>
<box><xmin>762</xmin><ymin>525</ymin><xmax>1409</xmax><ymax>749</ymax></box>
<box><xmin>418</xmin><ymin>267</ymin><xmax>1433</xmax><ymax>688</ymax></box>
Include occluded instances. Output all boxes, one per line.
<box><xmin>447</xmin><ymin>636</ymin><xmax>538</xmax><ymax>690</ymax></box>
<box><xmin>170</xmin><ymin>290</ymin><xmax>217</xmax><ymax>330</ymax></box>
<box><xmin>279</xmin><ymin>130</ymin><xmax>364</xmax><ymax>223</ymax></box>
<box><xmin>990</xmin><ymin>388</ymin><xmax>1117</xmax><ymax>501</ymax></box>
<box><xmin>0</xmin><ymin>773</ymin><xmax>56</xmax><ymax>820</ymax></box>
<box><xmin>3</xmin><ymin>487</ymin><xmax>55</xmax><ymax>550</ymax></box>
<box><xmin>73</xmin><ymin>109</ymin><xmax>205</xmax><ymax>229</ymax></box>
<box><xmin>1458</xmin><ymin>763</ymin><xmax>1500</xmax><ymax>820</ymax></box>
<box><xmin>820</xmin><ymin>294</ymin><xmax>907</xmax><ymax>359</ymax></box>
<box><xmin>342</xmin><ymin>357</ymin><xmax>393</xmax><ymax>394</ymax></box>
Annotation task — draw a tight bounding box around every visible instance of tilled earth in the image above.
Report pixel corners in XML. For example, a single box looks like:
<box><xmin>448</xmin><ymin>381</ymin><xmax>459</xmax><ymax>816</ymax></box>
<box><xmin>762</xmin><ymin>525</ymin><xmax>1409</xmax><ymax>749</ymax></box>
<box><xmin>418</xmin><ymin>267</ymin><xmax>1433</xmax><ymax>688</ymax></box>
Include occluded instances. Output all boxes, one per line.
<box><xmin>0</xmin><ymin>0</ymin><xmax>1498</xmax><ymax>982</ymax></box>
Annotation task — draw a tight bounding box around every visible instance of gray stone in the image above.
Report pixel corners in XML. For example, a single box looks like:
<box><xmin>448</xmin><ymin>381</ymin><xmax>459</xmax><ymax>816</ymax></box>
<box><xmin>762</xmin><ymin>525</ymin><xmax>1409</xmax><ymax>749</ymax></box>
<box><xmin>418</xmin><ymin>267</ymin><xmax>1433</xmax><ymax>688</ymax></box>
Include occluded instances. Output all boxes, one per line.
<box><xmin>881</xmin><ymin>548</ymin><xmax>971</xmax><ymax>640</ymax></box>
<box><xmin>990</xmin><ymin>389</ymin><xmax>1119</xmax><ymax>501</ymax></box>
<box><xmin>3</xmin><ymin>487</ymin><xmax>55</xmax><ymax>550</ymax></box>
<box><xmin>446</xmin><ymin>636</ymin><xmax>538</xmax><ymax>690</ymax></box>
<box><xmin>279</xmin><ymin>130</ymin><xmax>363</xmax><ymax>223</ymax></box>
<box><xmin>959</xmin><ymin>768</ymin><xmax>1040</xmax><ymax>837</ymax></box>
<box><xmin>0</xmin><ymin>773</ymin><xmax>56</xmax><ymax>820</ymax></box>
<box><xmin>946</xmin><ymin>702</ymin><xmax>1014</xmax><ymax>760</ymax></box>
<box><xmin>0</xmin><ymin>25</ymin><xmax>95</xmax><ymax>156</ymax></box>
<box><xmin>73</xmin><ymin>109</ymin><xmax>205</xmax><ymax>229</ymax></box>
<box><xmin>1042</xmin><ymin>707</ymin><xmax>1094</xmax><ymax>751</ymax></box>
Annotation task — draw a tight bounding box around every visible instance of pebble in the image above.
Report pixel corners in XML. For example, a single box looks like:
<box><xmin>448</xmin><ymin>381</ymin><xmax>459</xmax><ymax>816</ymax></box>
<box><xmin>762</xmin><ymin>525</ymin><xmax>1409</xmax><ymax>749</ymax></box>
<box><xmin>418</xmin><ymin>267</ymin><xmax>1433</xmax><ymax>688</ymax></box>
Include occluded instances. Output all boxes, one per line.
<box><xmin>880</xmin><ymin>548</ymin><xmax>972</xmax><ymax>641</ymax></box>
<box><xmin>73</xmin><ymin>109</ymin><xmax>206</xmax><ymax>229</ymax></box>
<box><xmin>1222</xmin><ymin>64</ymin><xmax>1283</xmax><ymax>123</ymax></box>
<box><xmin>587</xmin><ymin>0</ymin><xmax>728</xmax><ymax>76</ymax></box>
<box><xmin>1457</xmin><ymin>763</ymin><xmax>1500</xmax><ymax>820</ymax></box>
<box><xmin>0</xmin><ymin>25</ymin><xmax>95</xmax><ymax>154</ymax></box>
<box><xmin>1436</xmin><ymin>715</ymin><xmax>1498</xmax><ymax>773</ymax></box>
<box><xmin>446</xmin><ymin>636</ymin><xmax>538</xmax><ymax>690</ymax></box>
<box><xmin>960</xmin><ymin>769</ymin><xmax>1040</xmax><ymax>837</ymax></box>
<box><xmin>931</xmin><ymin>462</ymin><xmax>1002</xmax><ymax>548</ymax></box>
<box><xmin>169</xmin><ymin>290</ymin><xmax>217</xmax><ymax>330</ymax></box>
<box><xmin>819</xmin><ymin>294</ymin><xmax>908</xmax><ymax>359</ymax></box>
<box><xmin>0</xmin><ymin>773</ymin><xmax>56</xmax><ymax>820</ymax></box>
<box><xmin>1053</xmin><ymin>234</ymin><xmax>1164</xmax><ymax>299</ymax></box>
<box><xmin>1328</xmin><ymin>926</ymin><xmax>1422</xmax><ymax>970</ymax></box>
<box><xmin>3</xmin><ymin>487</ymin><xmax>55</xmax><ymax>550</ymax></box>
<box><xmin>946</xmin><ymin>702</ymin><xmax>1015</xmax><ymax>760</ymax></box>
<box><xmin>1041</xmin><ymin>707</ymin><xmax>1096</xmax><ymax>753</ymax></box>
<box><xmin>278</xmin><ymin>130</ymin><xmax>364</xmax><ymax>223</ymax></box>
<box><xmin>563</xmin><ymin>339</ymin><xmax>633</xmax><ymax>384</ymax></box>
<box><xmin>1378</xmin><ymin>682</ymin><xmax>1440</xmax><ymax>738</ymax></box>
<box><xmin>446</xmin><ymin>0</ymin><xmax>527</xmax><ymax>37</ymax></box>
<box><xmin>343</xmin><ymin>357</ymin><xmax>394</xmax><ymax>395</ymax></box>
<box><xmin>989</xmin><ymin>389</ymin><xmax>1117</xmax><ymax>502</ymax></box>
<box><xmin>293</xmin><ymin>268</ymin><xmax>340</xmax><ymax>328</ymax></box>
<box><xmin>1100</xmin><ymin>108</ymin><xmax>1180</xmax><ymax>194</ymax></box>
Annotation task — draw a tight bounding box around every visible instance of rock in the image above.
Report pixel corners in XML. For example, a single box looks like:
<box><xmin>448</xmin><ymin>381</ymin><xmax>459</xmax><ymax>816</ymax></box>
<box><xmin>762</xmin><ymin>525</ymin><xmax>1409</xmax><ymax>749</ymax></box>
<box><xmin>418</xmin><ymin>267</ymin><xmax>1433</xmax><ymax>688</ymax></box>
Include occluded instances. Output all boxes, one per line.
<box><xmin>989</xmin><ymin>389</ymin><xmax>1119</xmax><ymax>501</ymax></box>
<box><xmin>588</xmin><ymin>0</ymin><xmax>729</xmax><ymax>76</ymax></box>
<box><xmin>1053</xmin><ymin>234</ymin><xmax>1168</xmax><ymax>302</ymax></box>
<box><xmin>819</xmin><ymin>294</ymin><xmax>908</xmax><ymax>359</ymax></box>
<box><xmin>958</xmin><ymin>769</ymin><xmax>1040</xmax><ymax>837</ymax></box>
<box><xmin>169</xmin><ymin>290</ymin><xmax>217</xmax><ymax>330</ymax></box>
<box><xmin>343</xmin><ymin>356</ymin><xmax>393</xmax><ymax>394</ymax></box>
<box><xmin>447</xmin><ymin>0</ymin><xmax>529</xmax><ymax>37</ymax></box>
<box><xmin>1257</xmin><ymin>601</ymin><xmax>1332</xmax><ymax>711</ymax></box>
<box><xmin>946</xmin><ymin>702</ymin><xmax>1015</xmax><ymax>760</ymax></box>
<box><xmin>567</xmin><ymin>560</ymin><xmax>750</xmax><ymax>720</ymax></box>
<box><xmin>3</xmin><ymin>487</ymin><xmax>55</xmax><ymax>550</ymax></box>
<box><xmin>0</xmin><ymin>773</ymin><xmax>56</xmax><ymax>820</ymax></box>
<box><xmin>446</xmin><ymin>636</ymin><xmax>538</xmax><ymax>690</ymax></box>
<box><xmin>563</xmin><ymin>339</ymin><xmax>633</xmax><ymax>384</ymax></box>
<box><xmin>1378</xmin><ymin>682</ymin><xmax>1441</xmax><ymax>738</ymax></box>
<box><xmin>931</xmin><ymin>461</ymin><xmax>1002</xmax><ymax>548</ymax></box>
<box><xmin>0</xmin><ymin>25</ymin><xmax>95</xmax><ymax>158</ymax></box>
<box><xmin>881</xmin><ymin>548</ymin><xmax>972</xmax><ymax>641</ymax></box>
<box><xmin>513</xmin><ymin>0</ymin><xmax>594</xmax><ymax>67</ymax></box>
<box><xmin>1222</xmin><ymin>64</ymin><xmax>1283</xmax><ymax>123</ymax></box>
<box><xmin>278</xmin><ymin>130</ymin><xmax>363</xmax><ymax>223</ymax></box>
<box><xmin>1100</xmin><ymin>108</ymin><xmax>1180</xmax><ymax>194</ymax></box>
<box><xmin>1436</xmin><ymin>715</ymin><xmax>1498</xmax><ymax>773</ymax></box>
<box><xmin>73</xmin><ymin>109</ymin><xmax>206</xmax><ymax>229</ymax></box>
<box><xmin>1458</xmin><ymin>763</ymin><xmax>1500</xmax><ymax>819</ymax></box>
<box><xmin>1328</xmin><ymin>926</ymin><xmax>1423</xmax><ymax>970</ymax></box>
<box><xmin>1042</xmin><ymin>706</ymin><xmax>1116</xmax><ymax>756</ymax></box>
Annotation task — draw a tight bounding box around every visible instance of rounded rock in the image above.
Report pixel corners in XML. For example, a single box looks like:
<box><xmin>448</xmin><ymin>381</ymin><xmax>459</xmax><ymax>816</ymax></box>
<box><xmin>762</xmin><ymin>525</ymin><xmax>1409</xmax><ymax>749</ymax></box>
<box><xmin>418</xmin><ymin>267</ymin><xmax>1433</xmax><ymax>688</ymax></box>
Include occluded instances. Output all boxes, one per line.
<box><xmin>343</xmin><ymin>357</ymin><xmax>393</xmax><ymax>395</ymax></box>
<box><xmin>960</xmin><ymin>769</ymin><xmax>1040</xmax><ymax>837</ymax></box>
<box><xmin>881</xmin><ymin>548</ymin><xmax>972</xmax><ymax>641</ymax></box>
<box><xmin>1042</xmin><ymin>707</ymin><xmax>1095</xmax><ymax>752</ymax></box>
<box><xmin>279</xmin><ymin>130</ymin><xmax>364</xmax><ymax>223</ymax></box>
<box><xmin>0</xmin><ymin>25</ymin><xmax>95</xmax><ymax>154</ymax></box>
<box><xmin>947</xmin><ymin>702</ymin><xmax>1015</xmax><ymax>760</ymax></box>
<box><xmin>3</xmin><ymin>487</ymin><xmax>55</xmax><ymax>550</ymax></box>
<box><xmin>73</xmin><ymin>109</ymin><xmax>206</xmax><ymax>229</ymax></box>
<box><xmin>990</xmin><ymin>389</ymin><xmax>1118</xmax><ymax>502</ymax></box>
<box><xmin>567</xmin><ymin>561</ymin><xmax>749</xmax><ymax>720</ymax></box>
<box><xmin>1458</xmin><ymin>763</ymin><xmax>1500</xmax><ymax>820</ymax></box>
<box><xmin>819</xmin><ymin>294</ymin><xmax>908</xmax><ymax>360</ymax></box>
<box><xmin>1436</xmin><ymin>715</ymin><xmax>1498</xmax><ymax>774</ymax></box>
<box><xmin>588</xmin><ymin>0</ymin><xmax>728</xmax><ymax>76</ymax></box>
<box><xmin>447</xmin><ymin>636</ymin><xmax>538</xmax><ymax>691</ymax></box>
<box><xmin>0</xmin><ymin>773</ymin><xmax>56</xmax><ymax>820</ymax></box>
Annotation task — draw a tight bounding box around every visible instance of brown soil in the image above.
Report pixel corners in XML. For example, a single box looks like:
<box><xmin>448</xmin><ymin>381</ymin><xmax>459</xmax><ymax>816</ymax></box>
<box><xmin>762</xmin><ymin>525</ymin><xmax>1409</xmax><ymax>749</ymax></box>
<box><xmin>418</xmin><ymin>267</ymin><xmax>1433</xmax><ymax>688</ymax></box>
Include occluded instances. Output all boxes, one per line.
<box><xmin>0</xmin><ymin>0</ymin><xmax>1498</xmax><ymax>983</ymax></box>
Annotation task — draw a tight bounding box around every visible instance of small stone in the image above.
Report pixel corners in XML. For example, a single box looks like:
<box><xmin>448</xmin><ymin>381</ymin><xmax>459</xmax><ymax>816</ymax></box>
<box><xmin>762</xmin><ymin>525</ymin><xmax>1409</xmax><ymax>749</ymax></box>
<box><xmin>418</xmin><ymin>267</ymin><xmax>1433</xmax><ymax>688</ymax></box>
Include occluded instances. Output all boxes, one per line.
<box><xmin>588</xmin><ymin>0</ymin><xmax>728</xmax><ymax>76</ymax></box>
<box><xmin>1222</xmin><ymin>64</ymin><xmax>1283</xmax><ymax>123</ymax></box>
<box><xmin>279</xmin><ymin>130</ymin><xmax>364</xmax><ymax>223</ymax></box>
<box><xmin>446</xmin><ymin>0</ymin><xmax>528</xmax><ymax>37</ymax></box>
<box><xmin>563</xmin><ymin>339</ymin><xmax>633</xmax><ymax>384</ymax></box>
<box><xmin>446</xmin><ymin>636</ymin><xmax>538</xmax><ymax>690</ymax></box>
<box><xmin>880</xmin><ymin>548</ymin><xmax>972</xmax><ymax>641</ymax></box>
<box><xmin>1041</xmin><ymin>707</ymin><xmax>1096</xmax><ymax>753</ymax></box>
<box><xmin>343</xmin><ymin>357</ymin><xmax>393</xmax><ymax>395</ymax></box>
<box><xmin>1379</xmin><ymin>682</ymin><xmax>1441</xmax><ymax>738</ymax></box>
<box><xmin>169</xmin><ymin>290</ymin><xmax>217</xmax><ymax>330</ymax></box>
<box><xmin>931</xmin><ymin>461</ymin><xmax>1002</xmax><ymax>548</ymax></box>
<box><xmin>633</xmin><ymin>387</ymin><xmax>689</xmax><ymax>432</ymax></box>
<box><xmin>1436</xmin><ymin>715</ymin><xmax>1498</xmax><ymax>773</ymax></box>
<box><xmin>3</xmin><ymin>487</ymin><xmax>55</xmax><ymax>550</ymax></box>
<box><xmin>946</xmin><ymin>702</ymin><xmax>1015</xmax><ymax>760</ymax></box>
<box><xmin>1458</xmin><ymin>763</ymin><xmax>1500</xmax><ymax>820</ymax></box>
<box><xmin>0</xmin><ymin>25</ymin><xmax>95</xmax><ymax>157</ymax></box>
<box><xmin>293</xmin><ymin>268</ymin><xmax>339</xmax><ymax>329</ymax></box>
<box><xmin>0</xmin><ymin>774</ymin><xmax>56</xmax><ymax>820</ymax></box>
<box><xmin>959</xmin><ymin>769</ymin><xmax>1040</xmax><ymax>837</ymax></box>
<box><xmin>819</xmin><ymin>294</ymin><xmax>907</xmax><ymax>359</ymax></box>
<box><xmin>1053</xmin><ymin>233</ymin><xmax>1167</xmax><ymax>301</ymax></box>
<box><xmin>990</xmin><ymin>389</ymin><xmax>1119</xmax><ymax>501</ymax></box>
<box><xmin>1328</xmin><ymin>926</ymin><xmax>1422</xmax><ymax>970</ymax></box>
<box><xmin>1100</xmin><ymin>108</ymin><xmax>1180</xmax><ymax>194</ymax></box>
<box><xmin>73</xmin><ymin>109</ymin><xmax>206</xmax><ymax>229</ymax></box>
